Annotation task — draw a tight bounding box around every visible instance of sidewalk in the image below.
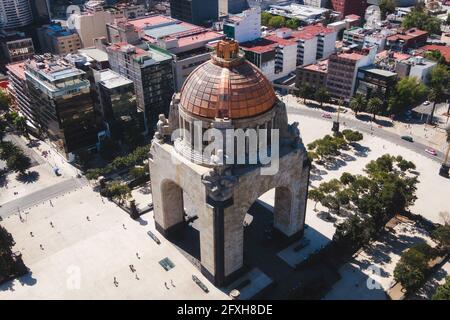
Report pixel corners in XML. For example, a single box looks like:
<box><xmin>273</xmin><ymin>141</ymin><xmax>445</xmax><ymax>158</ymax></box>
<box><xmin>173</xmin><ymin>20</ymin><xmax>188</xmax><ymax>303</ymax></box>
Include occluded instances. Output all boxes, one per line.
<box><xmin>281</xmin><ymin>94</ymin><xmax>448</xmax><ymax>151</ymax></box>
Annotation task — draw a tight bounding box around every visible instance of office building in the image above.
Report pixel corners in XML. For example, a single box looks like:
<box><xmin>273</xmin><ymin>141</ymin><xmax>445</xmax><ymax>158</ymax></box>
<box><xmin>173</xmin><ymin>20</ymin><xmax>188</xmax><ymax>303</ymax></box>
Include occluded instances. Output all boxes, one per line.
<box><xmin>169</xmin><ymin>0</ymin><xmax>218</xmax><ymax>26</ymax></box>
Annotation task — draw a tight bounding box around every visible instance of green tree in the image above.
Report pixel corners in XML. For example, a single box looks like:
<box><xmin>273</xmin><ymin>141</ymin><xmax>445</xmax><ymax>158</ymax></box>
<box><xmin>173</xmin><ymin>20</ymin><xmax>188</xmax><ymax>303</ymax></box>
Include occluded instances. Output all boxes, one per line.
<box><xmin>6</xmin><ymin>152</ymin><xmax>31</xmax><ymax>175</ymax></box>
<box><xmin>285</xmin><ymin>18</ymin><xmax>300</xmax><ymax>30</ymax></box>
<box><xmin>425</xmin><ymin>50</ymin><xmax>447</xmax><ymax>65</ymax></box>
<box><xmin>379</xmin><ymin>0</ymin><xmax>396</xmax><ymax>20</ymax></box>
<box><xmin>367</xmin><ymin>97</ymin><xmax>383</xmax><ymax>120</ymax></box>
<box><xmin>394</xmin><ymin>243</ymin><xmax>436</xmax><ymax>293</ymax></box>
<box><xmin>388</xmin><ymin>77</ymin><xmax>428</xmax><ymax>115</ymax></box>
<box><xmin>129</xmin><ymin>166</ymin><xmax>146</xmax><ymax>180</ymax></box>
<box><xmin>427</xmin><ymin>86</ymin><xmax>445</xmax><ymax>124</ymax></box>
<box><xmin>432</xmin><ymin>224</ymin><xmax>450</xmax><ymax>251</ymax></box>
<box><xmin>433</xmin><ymin>276</ymin><xmax>450</xmax><ymax>300</ymax></box>
<box><xmin>308</xmin><ymin>189</ymin><xmax>325</xmax><ymax>211</ymax></box>
<box><xmin>13</xmin><ymin>116</ymin><xmax>28</xmax><ymax>139</ymax></box>
<box><xmin>0</xmin><ymin>141</ymin><xmax>20</xmax><ymax>160</ymax></box>
<box><xmin>0</xmin><ymin>119</ymin><xmax>6</xmax><ymax>142</ymax></box>
<box><xmin>268</xmin><ymin>16</ymin><xmax>285</xmax><ymax>28</ymax></box>
<box><xmin>297</xmin><ymin>83</ymin><xmax>314</xmax><ymax>104</ymax></box>
<box><xmin>0</xmin><ymin>90</ymin><xmax>10</xmax><ymax>112</ymax></box>
<box><xmin>349</xmin><ymin>94</ymin><xmax>367</xmax><ymax>116</ymax></box>
<box><xmin>106</xmin><ymin>182</ymin><xmax>131</xmax><ymax>205</ymax></box>
<box><xmin>314</xmin><ymin>86</ymin><xmax>330</xmax><ymax>108</ymax></box>
<box><xmin>402</xmin><ymin>7</ymin><xmax>442</xmax><ymax>34</ymax></box>
<box><xmin>342</xmin><ymin>129</ymin><xmax>363</xmax><ymax>143</ymax></box>
<box><xmin>261</xmin><ymin>12</ymin><xmax>272</xmax><ymax>26</ymax></box>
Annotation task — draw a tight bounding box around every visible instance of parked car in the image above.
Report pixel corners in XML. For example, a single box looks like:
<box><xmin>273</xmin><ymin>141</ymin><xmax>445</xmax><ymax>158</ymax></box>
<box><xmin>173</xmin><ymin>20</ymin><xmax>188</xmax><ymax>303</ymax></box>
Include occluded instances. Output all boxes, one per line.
<box><xmin>321</xmin><ymin>112</ymin><xmax>332</xmax><ymax>119</ymax></box>
<box><xmin>401</xmin><ymin>135</ymin><xmax>414</xmax><ymax>142</ymax></box>
<box><xmin>425</xmin><ymin>148</ymin><xmax>437</xmax><ymax>156</ymax></box>
<box><xmin>423</xmin><ymin>101</ymin><xmax>430</xmax><ymax>106</ymax></box>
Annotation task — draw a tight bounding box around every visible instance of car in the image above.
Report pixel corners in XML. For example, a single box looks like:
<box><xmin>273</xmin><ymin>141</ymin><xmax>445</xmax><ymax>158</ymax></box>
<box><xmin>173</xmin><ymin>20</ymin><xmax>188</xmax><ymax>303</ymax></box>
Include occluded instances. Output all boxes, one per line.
<box><xmin>321</xmin><ymin>112</ymin><xmax>332</xmax><ymax>119</ymax></box>
<box><xmin>425</xmin><ymin>148</ymin><xmax>437</xmax><ymax>156</ymax></box>
<box><xmin>423</xmin><ymin>101</ymin><xmax>430</xmax><ymax>106</ymax></box>
<box><xmin>401</xmin><ymin>135</ymin><xmax>414</xmax><ymax>142</ymax></box>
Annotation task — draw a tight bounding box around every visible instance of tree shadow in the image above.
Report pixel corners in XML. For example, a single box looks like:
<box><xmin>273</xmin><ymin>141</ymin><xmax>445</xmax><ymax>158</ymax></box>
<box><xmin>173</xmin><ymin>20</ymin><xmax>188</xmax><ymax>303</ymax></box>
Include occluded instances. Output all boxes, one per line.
<box><xmin>0</xmin><ymin>171</ymin><xmax>8</xmax><ymax>188</ymax></box>
<box><xmin>310</xmin><ymin>174</ymin><xmax>323</xmax><ymax>181</ymax></box>
<box><xmin>26</xmin><ymin>139</ymin><xmax>40</xmax><ymax>148</ymax></box>
<box><xmin>352</xmin><ymin>143</ymin><xmax>371</xmax><ymax>157</ymax></box>
<box><xmin>374</xmin><ymin>118</ymin><xmax>393</xmax><ymax>128</ymax></box>
<box><xmin>16</xmin><ymin>171</ymin><xmax>40</xmax><ymax>184</ymax></box>
<box><xmin>340</xmin><ymin>153</ymin><xmax>357</xmax><ymax>162</ymax></box>
<box><xmin>323</xmin><ymin>158</ymin><xmax>347</xmax><ymax>171</ymax></box>
<box><xmin>138</xmin><ymin>186</ymin><xmax>151</xmax><ymax>195</ymax></box>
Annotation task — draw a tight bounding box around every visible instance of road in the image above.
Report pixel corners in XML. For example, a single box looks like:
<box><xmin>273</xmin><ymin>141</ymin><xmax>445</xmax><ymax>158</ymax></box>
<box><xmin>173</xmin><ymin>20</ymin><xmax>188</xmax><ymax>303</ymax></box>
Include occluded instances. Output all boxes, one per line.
<box><xmin>287</xmin><ymin>106</ymin><xmax>445</xmax><ymax>163</ymax></box>
<box><xmin>0</xmin><ymin>177</ymin><xmax>88</xmax><ymax>218</ymax></box>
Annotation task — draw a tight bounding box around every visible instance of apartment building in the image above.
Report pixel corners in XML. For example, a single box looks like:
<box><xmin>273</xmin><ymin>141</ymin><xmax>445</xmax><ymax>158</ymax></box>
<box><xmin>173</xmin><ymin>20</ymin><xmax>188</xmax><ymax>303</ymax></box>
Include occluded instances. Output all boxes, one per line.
<box><xmin>296</xmin><ymin>59</ymin><xmax>328</xmax><ymax>91</ymax></box>
<box><xmin>37</xmin><ymin>24</ymin><xmax>82</xmax><ymax>55</ymax></box>
<box><xmin>326</xmin><ymin>47</ymin><xmax>376</xmax><ymax>101</ymax></box>
<box><xmin>223</xmin><ymin>6</ymin><xmax>261</xmax><ymax>43</ymax></box>
<box><xmin>0</xmin><ymin>32</ymin><xmax>34</xmax><ymax>64</ymax></box>
<box><xmin>6</xmin><ymin>61</ymin><xmax>34</xmax><ymax>127</ymax></box>
<box><xmin>106</xmin><ymin>42</ymin><xmax>174</xmax><ymax>132</ymax></box>
<box><xmin>22</xmin><ymin>54</ymin><xmax>98</xmax><ymax>159</ymax></box>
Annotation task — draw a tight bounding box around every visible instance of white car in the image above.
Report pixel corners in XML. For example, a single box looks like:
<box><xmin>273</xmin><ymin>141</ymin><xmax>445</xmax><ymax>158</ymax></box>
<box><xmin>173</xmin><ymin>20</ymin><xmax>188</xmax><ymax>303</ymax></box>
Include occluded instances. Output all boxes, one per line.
<box><xmin>423</xmin><ymin>101</ymin><xmax>430</xmax><ymax>106</ymax></box>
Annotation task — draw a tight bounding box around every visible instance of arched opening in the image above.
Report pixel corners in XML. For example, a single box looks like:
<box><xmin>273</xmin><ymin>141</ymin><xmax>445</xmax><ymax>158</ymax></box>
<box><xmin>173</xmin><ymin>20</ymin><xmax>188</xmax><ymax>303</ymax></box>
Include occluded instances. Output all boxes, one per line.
<box><xmin>242</xmin><ymin>186</ymin><xmax>294</xmax><ymax>277</ymax></box>
<box><xmin>160</xmin><ymin>180</ymin><xmax>201</xmax><ymax>264</ymax></box>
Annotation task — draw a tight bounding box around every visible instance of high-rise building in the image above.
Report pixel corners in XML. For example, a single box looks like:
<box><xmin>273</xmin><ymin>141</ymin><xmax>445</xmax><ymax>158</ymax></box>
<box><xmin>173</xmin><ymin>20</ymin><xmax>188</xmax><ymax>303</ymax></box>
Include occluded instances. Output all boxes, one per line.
<box><xmin>169</xmin><ymin>0</ymin><xmax>218</xmax><ymax>26</ymax></box>
<box><xmin>326</xmin><ymin>47</ymin><xmax>376</xmax><ymax>101</ymax></box>
<box><xmin>219</xmin><ymin>0</ymin><xmax>249</xmax><ymax>15</ymax></box>
<box><xmin>6</xmin><ymin>61</ymin><xmax>33</xmax><ymax>127</ymax></box>
<box><xmin>0</xmin><ymin>32</ymin><xmax>34</xmax><ymax>64</ymax></box>
<box><xmin>329</xmin><ymin>0</ymin><xmax>368</xmax><ymax>18</ymax></box>
<box><xmin>23</xmin><ymin>54</ymin><xmax>99</xmax><ymax>159</ymax></box>
<box><xmin>106</xmin><ymin>43</ymin><xmax>174</xmax><ymax>132</ymax></box>
<box><xmin>0</xmin><ymin>0</ymin><xmax>33</xmax><ymax>30</ymax></box>
<box><xmin>37</xmin><ymin>24</ymin><xmax>82</xmax><ymax>55</ymax></box>
<box><xmin>223</xmin><ymin>6</ymin><xmax>261</xmax><ymax>43</ymax></box>
<box><xmin>68</xmin><ymin>9</ymin><xmax>116</xmax><ymax>47</ymax></box>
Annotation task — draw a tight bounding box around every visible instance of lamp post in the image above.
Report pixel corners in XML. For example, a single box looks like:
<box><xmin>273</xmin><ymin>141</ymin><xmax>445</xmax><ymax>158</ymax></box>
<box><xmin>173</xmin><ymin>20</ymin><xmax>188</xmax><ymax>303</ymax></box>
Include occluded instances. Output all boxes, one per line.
<box><xmin>332</xmin><ymin>99</ymin><xmax>342</xmax><ymax>134</ymax></box>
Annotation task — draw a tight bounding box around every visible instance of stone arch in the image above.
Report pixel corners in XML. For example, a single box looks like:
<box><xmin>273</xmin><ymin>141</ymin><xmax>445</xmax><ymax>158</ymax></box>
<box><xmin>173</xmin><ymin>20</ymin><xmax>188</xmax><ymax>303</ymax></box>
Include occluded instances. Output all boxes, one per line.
<box><xmin>160</xmin><ymin>179</ymin><xmax>184</xmax><ymax>231</ymax></box>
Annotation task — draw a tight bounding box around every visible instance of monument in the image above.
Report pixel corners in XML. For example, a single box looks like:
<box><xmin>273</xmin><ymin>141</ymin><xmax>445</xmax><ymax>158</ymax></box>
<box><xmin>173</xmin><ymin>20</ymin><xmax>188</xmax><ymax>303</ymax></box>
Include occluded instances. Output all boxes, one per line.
<box><xmin>149</xmin><ymin>39</ymin><xmax>310</xmax><ymax>286</ymax></box>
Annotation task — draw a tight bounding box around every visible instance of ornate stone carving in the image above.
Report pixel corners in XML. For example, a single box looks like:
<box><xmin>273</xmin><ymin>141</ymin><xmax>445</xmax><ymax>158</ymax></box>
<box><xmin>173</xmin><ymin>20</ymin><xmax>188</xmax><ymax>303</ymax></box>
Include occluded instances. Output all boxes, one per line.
<box><xmin>202</xmin><ymin>166</ymin><xmax>238</xmax><ymax>201</ymax></box>
<box><xmin>155</xmin><ymin>114</ymin><xmax>171</xmax><ymax>141</ymax></box>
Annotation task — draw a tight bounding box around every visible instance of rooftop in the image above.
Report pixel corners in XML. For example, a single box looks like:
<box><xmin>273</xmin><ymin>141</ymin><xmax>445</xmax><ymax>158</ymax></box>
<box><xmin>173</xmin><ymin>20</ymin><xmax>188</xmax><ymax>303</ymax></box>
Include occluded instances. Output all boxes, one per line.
<box><xmin>302</xmin><ymin>59</ymin><xmax>329</xmax><ymax>73</ymax></box>
<box><xmin>419</xmin><ymin>44</ymin><xmax>450</xmax><ymax>63</ymax></box>
<box><xmin>106</xmin><ymin>42</ymin><xmax>172</xmax><ymax>65</ymax></box>
<box><xmin>359</xmin><ymin>66</ymin><xmax>397</xmax><ymax>78</ymax></box>
<box><xmin>26</xmin><ymin>55</ymin><xmax>85</xmax><ymax>82</ymax></box>
<box><xmin>78</xmin><ymin>47</ymin><xmax>109</xmax><ymax>62</ymax></box>
<box><xmin>6</xmin><ymin>61</ymin><xmax>27</xmax><ymax>81</ymax></box>
<box><xmin>127</xmin><ymin>15</ymin><xmax>176</xmax><ymax>30</ymax></box>
<box><xmin>96</xmin><ymin>69</ymin><xmax>133</xmax><ymax>89</ymax></box>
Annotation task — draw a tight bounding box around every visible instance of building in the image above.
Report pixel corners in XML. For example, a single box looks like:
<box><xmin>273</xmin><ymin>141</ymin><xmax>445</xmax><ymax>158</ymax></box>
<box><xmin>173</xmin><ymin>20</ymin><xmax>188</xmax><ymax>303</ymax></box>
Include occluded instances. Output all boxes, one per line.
<box><xmin>327</xmin><ymin>14</ymin><xmax>361</xmax><ymax>33</ymax></box>
<box><xmin>22</xmin><ymin>54</ymin><xmax>98</xmax><ymax>159</ymax></box>
<box><xmin>241</xmin><ymin>25</ymin><xmax>336</xmax><ymax>81</ymax></box>
<box><xmin>329</xmin><ymin>0</ymin><xmax>368</xmax><ymax>18</ymax></box>
<box><xmin>94</xmin><ymin>68</ymin><xmax>143</xmax><ymax>140</ymax></box>
<box><xmin>355</xmin><ymin>66</ymin><xmax>397</xmax><ymax>103</ymax></box>
<box><xmin>106</xmin><ymin>42</ymin><xmax>174</xmax><ymax>132</ymax></box>
<box><xmin>223</xmin><ymin>6</ymin><xmax>261</xmax><ymax>43</ymax></box>
<box><xmin>169</xmin><ymin>0</ymin><xmax>219</xmax><ymax>26</ymax></box>
<box><xmin>267</xmin><ymin>3</ymin><xmax>331</xmax><ymax>25</ymax></box>
<box><xmin>396</xmin><ymin>56</ymin><xmax>437</xmax><ymax>84</ymax></box>
<box><xmin>219</xmin><ymin>0</ymin><xmax>249</xmax><ymax>15</ymax></box>
<box><xmin>303</xmin><ymin>0</ymin><xmax>328</xmax><ymax>7</ymax></box>
<box><xmin>343</xmin><ymin>27</ymin><xmax>392</xmax><ymax>52</ymax></box>
<box><xmin>296</xmin><ymin>59</ymin><xmax>328</xmax><ymax>91</ymax></box>
<box><xmin>418</xmin><ymin>44</ymin><xmax>450</xmax><ymax>64</ymax></box>
<box><xmin>106</xmin><ymin>19</ymin><xmax>141</xmax><ymax>45</ymax></box>
<box><xmin>123</xmin><ymin>15</ymin><xmax>224</xmax><ymax>91</ymax></box>
<box><xmin>0</xmin><ymin>31</ymin><xmax>34</xmax><ymax>64</ymax></box>
<box><xmin>37</xmin><ymin>24</ymin><xmax>82</xmax><ymax>55</ymax></box>
<box><xmin>326</xmin><ymin>47</ymin><xmax>376</xmax><ymax>101</ymax></box>
<box><xmin>0</xmin><ymin>0</ymin><xmax>33</xmax><ymax>30</ymax></box>
<box><xmin>68</xmin><ymin>9</ymin><xmax>116</xmax><ymax>47</ymax></box>
<box><xmin>149</xmin><ymin>39</ymin><xmax>310</xmax><ymax>287</ymax></box>
<box><xmin>386</xmin><ymin>28</ymin><xmax>428</xmax><ymax>52</ymax></box>
<box><xmin>6</xmin><ymin>61</ymin><xmax>33</xmax><ymax>127</ymax></box>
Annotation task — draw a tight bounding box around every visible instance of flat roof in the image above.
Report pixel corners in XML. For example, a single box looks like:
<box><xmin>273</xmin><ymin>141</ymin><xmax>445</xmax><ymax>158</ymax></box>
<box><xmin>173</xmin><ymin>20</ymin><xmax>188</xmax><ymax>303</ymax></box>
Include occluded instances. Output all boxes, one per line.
<box><xmin>144</xmin><ymin>23</ymin><xmax>194</xmax><ymax>39</ymax></box>
<box><xmin>97</xmin><ymin>69</ymin><xmax>133</xmax><ymax>89</ymax></box>
<box><xmin>78</xmin><ymin>47</ymin><xmax>109</xmax><ymax>62</ymax></box>
<box><xmin>125</xmin><ymin>15</ymin><xmax>175</xmax><ymax>30</ymax></box>
<box><xmin>359</xmin><ymin>66</ymin><xmax>397</xmax><ymax>77</ymax></box>
<box><xmin>6</xmin><ymin>61</ymin><xmax>26</xmax><ymax>80</ymax></box>
<box><xmin>303</xmin><ymin>60</ymin><xmax>329</xmax><ymax>73</ymax></box>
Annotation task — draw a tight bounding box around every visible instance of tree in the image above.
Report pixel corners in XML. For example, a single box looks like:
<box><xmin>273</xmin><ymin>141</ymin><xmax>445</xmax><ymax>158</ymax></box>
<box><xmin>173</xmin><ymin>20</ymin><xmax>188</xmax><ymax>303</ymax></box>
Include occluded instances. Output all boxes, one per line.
<box><xmin>74</xmin><ymin>149</ymin><xmax>91</xmax><ymax>169</ymax></box>
<box><xmin>379</xmin><ymin>0</ymin><xmax>396</xmax><ymax>20</ymax></box>
<box><xmin>394</xmin><ymin>243</ymin><xmax>436</xmax><ymax>293</ymax></box>
<box><xmin>7</xmin><ymin>152</ymin><xmax>31</xmax><ymax>174</ymax></box>
<box><xmin>433</xmin><ymin>276</ymin><xmax>450</xmax><ymax>300</ymax></box>
<box><xmin>106</xmin><ymin>182</ymin><xmax>131</xmax><ymax>205</ymax></box>
<box><xmin>0</xmin><ymin>90</ymin><xmax>10</xmax><ymax>112</ymax></box>
<box><xmin>0</xmin><ymin>141</ymin><xmax>20</xmax><ymax>160</ymax></box>
<box><xmin>388</xmin><ymin>77</ymin><xmax>428</xmax><ymax>115</ymax></box>
<box><xmin>129</xmin><ymin>166</ymin><xmax>146</xmax><ymax>180</ymax></box>
<box><xmin>261</xmin><ymin>12</ymin><xmax>272</xmax><ymax>27</ymax></box>
<box><xmin>268</xmin><ymin>16</ymin><xmax>285</xmax><ymax>29</ymax></box>
<box><xmin>402</xmin><ymin>7</ymin><xmax>442</xmax><ymax>34</ymax></box>
<box><xmin>427</xmin><ymin>86</ymin><xmax>445</xmax><ymax>124</ymax></box>
<box><xmin>308</xmin><ymin>189</ymin><xmax>325</xmax><ymax>211</ymax></box>
<box><xmin>349</xmin><ymin>94</ymin><xmax>367</xmax><ymax>116</ymax></box>
<box><xmin>13</xmin><ymin>116</ymin><xmax>28</xmax><ymax>139</ymax></box>
<box><xmin>432</xmin><ymin>224</ymin><xmax>450</xmax><ymax>251</ymax></box>
<box><xmin>342</xmin><ymin>129</ymin><xmax>363</xmax><ymax>144</ymax></box>
<box><xmin>314</xmin><ymin>87</ymin><xmax>330</xmax><ymax>108</ymax></box>
<box><xmin>297</xmin><ymin>83</ymin><xmax>314</xmax><ymax>104</ymax></box>
<box><xmin>367</xmin><ymin>97</ymin><xmax>383</xmax><ymax>120</ymax></box>
<box><xmin>285</xmin><ymin>18</ymin><xmax>300</xmax><ymax>30</ymax></box>
<box><xmin>425</xmin><ymin>50</ymin><xmax>447</xmax><ymax>65</ymax></box>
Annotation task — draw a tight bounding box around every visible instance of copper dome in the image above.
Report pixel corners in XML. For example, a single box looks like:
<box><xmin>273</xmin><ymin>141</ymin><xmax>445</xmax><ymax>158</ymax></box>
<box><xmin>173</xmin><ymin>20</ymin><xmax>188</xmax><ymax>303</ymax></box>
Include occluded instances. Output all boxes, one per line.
<box><xmin>179</xmin><ymin>39</ymin><xmax>277</xmax><ymax>119</ymax></box>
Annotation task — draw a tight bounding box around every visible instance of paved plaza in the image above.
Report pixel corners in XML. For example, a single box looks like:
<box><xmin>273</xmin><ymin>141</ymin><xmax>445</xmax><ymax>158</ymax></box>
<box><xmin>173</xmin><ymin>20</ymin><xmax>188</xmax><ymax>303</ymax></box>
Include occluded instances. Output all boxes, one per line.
<box><xmin>0</xmin><ymin>106</ymin><xmax>449</xmax><ymax>299</ymax></box>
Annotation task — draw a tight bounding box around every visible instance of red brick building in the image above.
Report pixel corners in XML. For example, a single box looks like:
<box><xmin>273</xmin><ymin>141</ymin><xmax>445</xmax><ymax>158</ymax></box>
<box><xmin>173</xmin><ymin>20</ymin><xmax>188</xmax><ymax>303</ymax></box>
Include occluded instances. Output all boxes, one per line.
<box><xmin>330</xmin><ymin>0</ymin><xmax>368</xmax><ymax>18</ymax></box>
